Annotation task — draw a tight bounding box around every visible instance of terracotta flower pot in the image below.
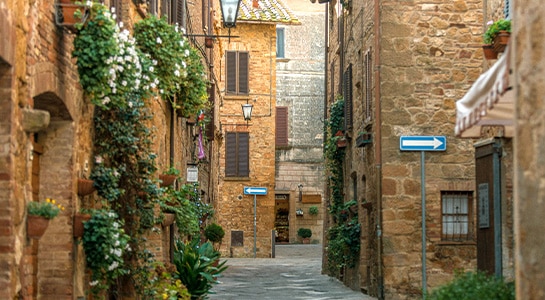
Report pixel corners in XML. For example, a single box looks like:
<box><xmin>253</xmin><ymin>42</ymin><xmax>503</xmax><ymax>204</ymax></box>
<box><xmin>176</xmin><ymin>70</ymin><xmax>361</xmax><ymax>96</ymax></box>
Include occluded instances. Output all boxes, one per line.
<box><xmin>27</xmin><ymin>215</ymin><xmax>50</xmax><ymax>239</ymax></box>
<box><xmin>493</xmin><ymin>30</ymin><xmax>510</xmax><ymax>53</ymax></box>
<box><xmin>55</xmin><ymin>0</ymin><xmax>87</xmax><ymax>32</ymax></box>
<box><xmin>159</xmin><ymin>174</ymin><xmax>177</xmax><ymax>187</ymax></box>
<box><xmin>78</xmin><ymin>178</ymin><xmax>96</xmax><ymax>196</ymax></box>
<box><xmin>73</xmin><ymin>213</ymin><xmax>91</xmax><ymax>238</ymax></box>
<box><xmin>482</xmin><ymin>44</ymin><xmax>498</xmax><ymax>60</ymax></box>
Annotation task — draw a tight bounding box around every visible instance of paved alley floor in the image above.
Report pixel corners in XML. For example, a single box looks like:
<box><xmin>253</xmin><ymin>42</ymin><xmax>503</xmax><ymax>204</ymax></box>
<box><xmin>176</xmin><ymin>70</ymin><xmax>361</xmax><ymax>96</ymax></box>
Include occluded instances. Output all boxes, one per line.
<box><xmin>208</xmin><ymin>244</ymin><xmax>377</xmax><ymax>300</ymax></box>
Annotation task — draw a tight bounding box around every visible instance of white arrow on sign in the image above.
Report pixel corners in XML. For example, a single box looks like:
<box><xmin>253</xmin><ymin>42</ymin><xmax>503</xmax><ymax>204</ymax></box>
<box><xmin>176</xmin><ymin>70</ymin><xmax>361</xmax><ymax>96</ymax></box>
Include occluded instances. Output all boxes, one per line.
<box><xmin>243</xmin><ymin>186</ymin><xmax>268</xmax><ymax>195</ymax></box>
<box><xmin>401</xmin><ymin>137</ymin><xmax>444</xmax><ymax>149</ymax></box>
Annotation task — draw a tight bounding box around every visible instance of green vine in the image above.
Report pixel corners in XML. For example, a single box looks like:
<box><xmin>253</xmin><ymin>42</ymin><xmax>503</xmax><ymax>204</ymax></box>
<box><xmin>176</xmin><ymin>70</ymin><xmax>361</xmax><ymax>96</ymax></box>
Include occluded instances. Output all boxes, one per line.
<box><xmin>324</xmin><ymin>97</ymin><xmax>361</xmax><ymax>277</ymax></box>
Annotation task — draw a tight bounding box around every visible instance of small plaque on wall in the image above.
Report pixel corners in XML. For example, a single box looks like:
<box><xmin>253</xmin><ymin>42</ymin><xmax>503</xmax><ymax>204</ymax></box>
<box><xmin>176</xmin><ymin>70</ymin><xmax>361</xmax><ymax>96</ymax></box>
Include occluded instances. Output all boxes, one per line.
<box><xmin>187</xmin><ymin>165</ymin><xmax>198</xmax><ymax>182</ymax></box>
<box><xmin>302</xmin><ymin>194</ymin><xmax>322</xmax><ymax>204</ymax></box>
<box><xmin>478</xmin><ymin>183</ymin><xmax>490</xmax><ymax>228</ymax></box>
<box><xmin>231</xmin><ymin>230</ymin><xmax>244</xmax><ymax>247</ymax></box>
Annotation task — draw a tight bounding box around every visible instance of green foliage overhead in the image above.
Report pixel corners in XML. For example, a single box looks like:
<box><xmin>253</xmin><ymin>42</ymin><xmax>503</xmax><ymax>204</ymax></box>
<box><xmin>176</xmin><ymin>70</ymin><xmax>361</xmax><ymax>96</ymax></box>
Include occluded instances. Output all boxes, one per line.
<box><xmin>427</xmin><ymin>271</ymin><xmax>515</xmax><ymax>300</ymax></box>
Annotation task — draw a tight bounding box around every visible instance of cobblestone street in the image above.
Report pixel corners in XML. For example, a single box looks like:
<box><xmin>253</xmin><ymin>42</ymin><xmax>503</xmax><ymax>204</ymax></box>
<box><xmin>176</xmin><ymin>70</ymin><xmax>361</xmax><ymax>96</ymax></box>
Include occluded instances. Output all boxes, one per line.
<box><xmin>208</xmin><ymin>244</ymin><xmax>376</xmax><ymax>300</ymax></box>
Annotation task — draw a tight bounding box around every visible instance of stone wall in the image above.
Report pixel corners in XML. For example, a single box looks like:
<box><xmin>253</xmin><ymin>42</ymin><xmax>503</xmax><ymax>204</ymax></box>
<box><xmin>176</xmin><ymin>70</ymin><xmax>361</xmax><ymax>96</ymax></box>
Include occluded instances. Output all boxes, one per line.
<box><xmin>513</xmin><ymin>0</ymin><xmax>545</xmax><ymax>298</ymax></box>
<box><xmin>275</xmin><ymin>0</ymin><xmax>326</xmax><ymax>245</ymax></box>
<box><xmin>214</xmin><ymin>22</ymin><xmax>278</xmax><ymax>258</ymax></box>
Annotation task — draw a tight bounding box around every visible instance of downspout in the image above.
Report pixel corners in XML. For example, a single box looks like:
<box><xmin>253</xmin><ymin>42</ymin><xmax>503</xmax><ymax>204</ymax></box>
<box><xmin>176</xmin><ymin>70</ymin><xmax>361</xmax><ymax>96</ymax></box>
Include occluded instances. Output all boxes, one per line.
<box><xmin>170</xmin><ymin>102</ymin><xmax>175</xmax><ymax>167</ymax></box>
<box><xmin>374</xmin><ymin>0</ymin><xmax>384</xmax><ymax>298</ymax></box>
<box><xmin>322</xmin><ymin>1</ymin><xmax>329</xmax><ymax>270</ymax></box>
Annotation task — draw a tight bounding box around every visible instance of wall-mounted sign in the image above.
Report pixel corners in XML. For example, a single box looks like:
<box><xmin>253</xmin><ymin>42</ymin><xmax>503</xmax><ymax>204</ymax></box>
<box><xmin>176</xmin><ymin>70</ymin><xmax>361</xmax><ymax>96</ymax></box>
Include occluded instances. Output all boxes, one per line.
<box><xmin>478</xmin><ymin>183</ymin><xmax>490</xmax><ymax>228</ymax></box>
<box><xmin>187</xmin><ymin>165</ymin><xmax>198</xmax><ymax>182</ymax></box>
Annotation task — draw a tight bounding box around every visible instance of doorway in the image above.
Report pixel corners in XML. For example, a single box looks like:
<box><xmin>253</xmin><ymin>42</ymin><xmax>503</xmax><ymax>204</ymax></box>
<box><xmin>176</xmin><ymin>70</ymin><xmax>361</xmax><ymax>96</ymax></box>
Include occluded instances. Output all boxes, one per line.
<box><xmin>275</xmin><ymin>194</ymin><xmax>289</xmax><ymax>243</ymax></box>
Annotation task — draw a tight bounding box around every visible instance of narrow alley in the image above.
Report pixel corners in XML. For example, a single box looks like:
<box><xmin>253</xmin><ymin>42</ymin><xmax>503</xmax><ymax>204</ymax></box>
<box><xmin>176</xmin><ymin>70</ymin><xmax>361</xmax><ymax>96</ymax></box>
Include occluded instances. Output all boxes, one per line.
<box><xmin>209</xmin><ymin>244</ymin><xmax>376</xmax><ymax>300</ymax></box>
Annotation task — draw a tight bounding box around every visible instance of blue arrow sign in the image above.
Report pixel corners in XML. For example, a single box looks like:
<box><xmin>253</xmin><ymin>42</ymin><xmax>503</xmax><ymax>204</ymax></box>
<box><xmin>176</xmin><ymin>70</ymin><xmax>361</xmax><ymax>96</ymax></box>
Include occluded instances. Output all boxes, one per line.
<box><xmin>400</xmin><ymin>136</ymin><xmax>446</xmax><ymax>151</ymax></box>
<box><xmin>244</xmin><ymin>186</ymin><xmax>268</xmax><ymax>195</ymax></box>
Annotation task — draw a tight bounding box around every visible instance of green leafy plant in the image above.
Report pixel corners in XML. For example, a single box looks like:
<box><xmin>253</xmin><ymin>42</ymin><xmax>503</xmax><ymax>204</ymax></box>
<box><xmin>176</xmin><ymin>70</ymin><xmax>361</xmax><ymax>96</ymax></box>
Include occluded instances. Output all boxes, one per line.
<box><xmin>483</xmin><ymin>19</ymin><xmax>511</xmax><ymax>45</ymax></box>
<box><xmin>27</xmin><ymin>198</ymin><xmax>65</xmax><ymax>219</ymax></box>
<box><xmin>173</xmin><ymin>239</ymin><xmax>227</xmax><ymax>299</ymax></box>
<box><xmin>308</xmin><ymin>206</ymin><xmax>319</xmax><ymax>215</ymax></box>
<box><xmin>164</xmin><ymin>166</ymin><xmax>181</xmax><ymax>176</ymax></box>
<box><xmin>147</xmin><ymin>263</ymin><xmax>191</xmax><ymax>300</ymax></box>
<box><xmin>427</xmin><ymin>270</ymin><xmax>515</xmax><ymax>300</ymax></box>
<box><xmin>297</xmin><ymin>228</ymin><xmax>312</xmax><ymax>239</ymax></box>
<box><xmin>204</xmin><ymin>223</ymin><xmax>225</xmax><ymax>251</ymax></box>
<box><xmin>82</xmin><ymin>209</ymin><xmax>130</xmax><ymax>295</ymax></box>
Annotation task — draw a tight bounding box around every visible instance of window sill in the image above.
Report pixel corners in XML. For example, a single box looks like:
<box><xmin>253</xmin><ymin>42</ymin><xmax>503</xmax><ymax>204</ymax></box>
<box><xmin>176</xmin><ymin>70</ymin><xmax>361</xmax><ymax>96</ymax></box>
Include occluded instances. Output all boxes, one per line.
<box><xmin>224</xmin><ymin>176</ymin><xmax>251</xmax><ymax>181</ymax></box>
<box><xmin>436</xmin><ymin>241</ymin><xmax>476</xmax><ymax>246</ymax></box>
<box><xmin>224</xmin><ymin>95</ymin><xmax>250</xmax><ymax>101</ymax></box>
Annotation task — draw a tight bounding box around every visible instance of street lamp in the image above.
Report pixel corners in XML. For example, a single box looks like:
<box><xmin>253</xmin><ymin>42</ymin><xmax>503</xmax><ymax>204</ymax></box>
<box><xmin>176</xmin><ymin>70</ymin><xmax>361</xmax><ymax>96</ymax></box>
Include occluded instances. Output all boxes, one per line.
<box><xmin>242</xmin><ymin>103</ymin><xmax>253</xmax><ymax>121</ymax></box>
<box><xmin>219</xmin><ymin>0</ymin><xmax>242</xmax><ymax>28</ymax></box>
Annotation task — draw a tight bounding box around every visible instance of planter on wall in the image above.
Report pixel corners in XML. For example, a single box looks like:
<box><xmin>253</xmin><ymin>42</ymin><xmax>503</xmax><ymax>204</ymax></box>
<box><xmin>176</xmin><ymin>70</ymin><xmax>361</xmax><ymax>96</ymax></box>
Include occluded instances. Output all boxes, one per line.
<box><xmin>161</xmin><ymin>213</ymin><xmax>175</xmax><ymax>227</ymax></box>
<box><xmin>159</xmin><ymin>174</ymin><xmax>177</xmax><ymax>187</ymax></box>
<box><xmin>482</xmin><ymin>45</ymin><xmax>498</xmax><ymax>60</ymax></box>
<box><xmin>27</xmin><ymin>215</ymin><xmax>50</xmax><ymax>239</ymax></box>
<box><xmin>492</xmin><ymin>31</ymin><xmax>510</xmax><ymax>53</ymax></box>
<box><xmin>78</xmin><ymin>178</ymin><xmax>96</xmax><ymax>196</ymax></box>
<box><xmin>55</xmin><ymin>0</ymin><xmax>88</xmax><ymax>32</ymax></box>
<box><xmin>73</xmin><ymin>213</ymin><xmax>91</xmax><ymax>238</ymax></box>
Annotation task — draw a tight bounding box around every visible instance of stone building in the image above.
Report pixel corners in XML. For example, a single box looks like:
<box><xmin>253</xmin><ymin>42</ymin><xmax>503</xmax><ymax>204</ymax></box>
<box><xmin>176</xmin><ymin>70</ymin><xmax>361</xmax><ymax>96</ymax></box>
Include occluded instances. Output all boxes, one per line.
<box><xmin>0</xmin><ymin>0</ymin><xmax>215</xmax><ymax>298</ymax></box>
<box><xmin>211</xmin><ymin>0</ymin><xmax>300</xmax><ymax>258</ymax></box>
<box><xmin>319</xmin><ymin>0</ymin><xmax>508</xmax><ymax>298</ymax></box>
<box><xmin>275</xmin><ymin>0</ymin><xmax>326</xmax><ymax>245</ymax></box>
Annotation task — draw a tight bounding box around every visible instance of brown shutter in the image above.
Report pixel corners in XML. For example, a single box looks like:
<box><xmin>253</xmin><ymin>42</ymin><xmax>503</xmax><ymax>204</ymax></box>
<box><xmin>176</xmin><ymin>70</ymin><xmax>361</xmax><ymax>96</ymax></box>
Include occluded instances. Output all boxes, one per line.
<box><xmin>364</xmin><ymin>50</ymin><xmax>372</xmax><ymax>121</ymax></box>
<box><xmin>206</xmin><ymin>84</ymin><xmax>215</xmax><ymax>140</ymax></box>
<box><xmin>175</xmin><ymin>0</ymin><xmax>184</xmax><ymax>26</ymax></box>
<box><xmin>111</xmin><ymin>0</ymin><xmax>122</xmax><ymax>24</ymax></box>
<box><xmin>275</xmin><ymin>106</ymin><xmax>288</xmax><ymax>147</ymax></box>
<box><xmin>343</xmin><ymin>64</ymin><xmax>353</xmax><ymax>130</ymax></box>
<box><xmin>226</xmin><ymin>51</ymin><xmax>237</xmax><ymax>94</ymax></box>
<box><xmin>238</xmin><ymin>52</ymin><xmax>249</xmax><ymax>95</ymax></box>
<box><xmin>238</xmin><ymin>132</ymin><xmax>249</xmax><ymax>177</ymax></box>
<box><xmin>225</xmin><ymin>132</ymin><xmax>237</xmax><ymax>176</ymax></box>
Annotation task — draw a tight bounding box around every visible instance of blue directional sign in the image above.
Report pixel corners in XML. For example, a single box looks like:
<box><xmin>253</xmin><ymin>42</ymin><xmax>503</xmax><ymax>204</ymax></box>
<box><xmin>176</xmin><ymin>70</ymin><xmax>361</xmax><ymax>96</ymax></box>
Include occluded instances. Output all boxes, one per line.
<box><xmin>243</xmin><ymin>186</ymin><xmax>268</xmax><ymax>195</ymax></box>
<box><xmin>399</xmin><ymin>136</ymin><xmax>446</xmax><ymax>151</ymax></box>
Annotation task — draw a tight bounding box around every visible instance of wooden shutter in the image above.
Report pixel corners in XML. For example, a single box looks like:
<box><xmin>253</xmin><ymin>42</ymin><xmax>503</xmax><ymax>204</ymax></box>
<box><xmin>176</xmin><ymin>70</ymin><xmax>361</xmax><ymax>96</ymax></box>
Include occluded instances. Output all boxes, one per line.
<box><xmin>364</xmin><ymin>50</ymin><xmax>372</xmax><ymax>121</ymax></box>
<box><xmin>206</xmin><ymin>84</ymin><xmax>215</xmax><ymax>140</ymax></box>
<box><xmin>238</xmin><ymin>132</ymin><xmax>249</xmax><ymax>176</ymax></box>
<box><xmin>275</xmin><ymin>106</ymin><xmax>288</xmax><ymax>147</ymax></box>
<box><xmin>149</xmin><ymin>0</ymin><xmax>158</xmax><ymax>15</ymax></box>
<box><xmin>238</xmin><ymin>52</ymin><xmax>249</xmax><ymax>94</ymax></box>
<box><xmin>225</xmin><ymin>132</ymin><xmax>249</xmax><ymax>177</ymax></box>
<box><xmin>226</xmin><ymin>51</ymin><xmax>237</xmax><ymax>94</ymax></box>
<box><xmin>343</xmin><ymin>64</ymin><xmax>353</xmax><ymax>130</ymax></box>
<box><xmin>111</xmin><ymin>0</ymin><xmax>122</xmax><ymax>24</ymax></box>
<box><xmin>225</xmin><ymin>132</ymin><xmax>237</xmax><ymax>176</ymax></box>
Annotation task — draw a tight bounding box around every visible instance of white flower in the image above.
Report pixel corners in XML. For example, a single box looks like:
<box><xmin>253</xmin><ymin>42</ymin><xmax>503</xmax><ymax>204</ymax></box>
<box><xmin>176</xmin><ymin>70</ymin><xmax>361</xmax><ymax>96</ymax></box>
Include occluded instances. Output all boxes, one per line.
<box><xmin>108</xmin><ymin>261</ymin><xmax>119</xmax><ymax>271</ymax></box>
<box><xmin>102</xmin><ymin>97</ymin><xmax>111</xmax><ymax>105</ymax></box>
<box><xmin>85</xmin><ymin>1</ymin><xmax>92</xmax><ymax>7</ymax></box>
<box><xmin>111</xmin><ymin>6</ymin><xmax>116</xmax><ymax>13</ymax></box>
<box><xmin>113</xmin><ymin>221</ymin><xmax>120</xmax><ymax>228</ymax></box>
<box><xmin>156</xmin><ymin>37</ymin><xmax>162</xmax><ymax>44</ymax></box>
<box><xmin>159</xmin><ymin>89</ymin><xmax>164</xmax><ymax>94</ymax></box>
<box><xmin>112</xmin><ymin>13</ymin><xmax>117</xmax><ymax>20</ymax></box>
<box><xmin>174</xmin><ymin>70</ymin><xmax>180</xmax><ymax>77</ymax></box>
<box><xmin>115</xmin><ymin>240</ymin><xmax>120</xmax><ymax>246</ymax></box>
<box><xmin>149</xmin><ymin>66</ymin><xmax>154</xmax><ymax>72</ymax></box>
<box><xmin>121</xmin><ymin>80</ymin><xmax>127</xmax><ymax>86</ymax></box>
<box><xmin>119</xmin><ymin>21</ymin><xmax>124</xmax><ymax>28</ymax></box>
<box><xmin>487</xmin><ymin>20</ymin><xmax>493</xmax><ymax>26</ymax></box>
<box><xmin>95</xmin><ymin>156</ymin><xmax>103</xmax><ymax>164</ymax></box>
<box><xmin>128</xmin><ymin>101</ymin><xmax>133</xmax><ymax>108</ymax></box>
<box><xmin>152</xmin><ymin>60</ymin><xmax>158</xmax><ymax>66</ymax></box>
<box><xmin>90</xmin><ymin>280</ymin><xmax>99</xmax><ymax>286</ymax></box>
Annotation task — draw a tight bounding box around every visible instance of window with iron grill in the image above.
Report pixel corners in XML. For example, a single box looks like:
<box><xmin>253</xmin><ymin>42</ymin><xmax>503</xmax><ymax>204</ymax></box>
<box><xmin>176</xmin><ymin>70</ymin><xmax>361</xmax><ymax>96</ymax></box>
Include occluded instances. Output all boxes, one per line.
<box><xmin>441</xmin><ymin>191</ymin><xmax>474</xmax><ymax>242</ymax></box>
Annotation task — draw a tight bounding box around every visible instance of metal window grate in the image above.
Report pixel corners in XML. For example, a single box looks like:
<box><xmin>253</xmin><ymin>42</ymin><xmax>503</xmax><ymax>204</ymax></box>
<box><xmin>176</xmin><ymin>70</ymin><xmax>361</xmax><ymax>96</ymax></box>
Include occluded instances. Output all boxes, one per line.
<box><xmin>441</xmin><ymin>191</ymin><xmax>473</xmax><ymax>242</ymax></box>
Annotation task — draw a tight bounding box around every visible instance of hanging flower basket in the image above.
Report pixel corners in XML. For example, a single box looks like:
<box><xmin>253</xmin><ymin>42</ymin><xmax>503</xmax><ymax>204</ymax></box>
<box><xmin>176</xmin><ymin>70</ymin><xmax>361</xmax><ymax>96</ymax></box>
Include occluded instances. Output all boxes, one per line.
<box><xmin>159</xmin><ymin>174</ymin><xmax>177</xmax><ymax>187</ymax></box>
<box><xmin>78</xmin><ymin>178</ymin><xmax>96</xmax><ymax>196</ymax></box>
<box><xmin>55</xmin><ymin>0</ymin><xmax>88</xmax><ymax>33</ymax></box>
<box><xmin>27</xmin><ymin>215</ymin><xmax>50</xmax><ymax>239</ymax></box>
<box><xmin>492</xmin><ymin>30</ymin><xmax>510</xmax><ymax>53</ymax></box>
<box><xmin>482</xmin><ymin>44</ymin><xmax>498</xmax><ymax>60</ymax></box>
<box><xmin>73</xmin><ymin>213</ymin><xmax>91</xmax><ymax>238</ymax></box>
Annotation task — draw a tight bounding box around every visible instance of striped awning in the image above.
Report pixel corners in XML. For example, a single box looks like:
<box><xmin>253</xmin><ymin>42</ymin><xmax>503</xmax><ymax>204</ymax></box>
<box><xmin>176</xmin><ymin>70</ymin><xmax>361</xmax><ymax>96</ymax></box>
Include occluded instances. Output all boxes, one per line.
<box><xmin>455</xmin><ymin>48</ymin><xmax>513</xmax><ymax>138</ymax></box>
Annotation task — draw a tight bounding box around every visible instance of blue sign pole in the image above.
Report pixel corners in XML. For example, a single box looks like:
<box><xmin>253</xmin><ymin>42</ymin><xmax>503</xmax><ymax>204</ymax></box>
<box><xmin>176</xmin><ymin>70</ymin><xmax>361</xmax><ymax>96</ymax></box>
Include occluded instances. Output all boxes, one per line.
<box><xmin>243</xmin><ymin>187</ymin><xmax>267</xmax><ymax>258</ymax></box>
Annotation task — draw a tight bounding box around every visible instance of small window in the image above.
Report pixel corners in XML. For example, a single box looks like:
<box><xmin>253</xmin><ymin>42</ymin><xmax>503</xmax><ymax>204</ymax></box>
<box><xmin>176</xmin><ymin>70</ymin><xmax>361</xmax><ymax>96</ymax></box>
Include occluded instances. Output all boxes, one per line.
<box><xmin>226</xmin><ymin>51</ymin><xmax>249</xmax><ymax>95</ymax></box>
<box><xmin>276</xmin><ymin>28</ymin><xmax>285</xmax><ymax>58</ymax></box>
<box><xmin>441</xmin><ymin>191</ymin><xmax>474</xmax><ymax>242</ymax></box>
<box><xmin>225</xmin><ymin>132</ymin><xmax>249</xmax><ymax>177</ymax></box>
<box><xmin>275</xmin><ymin>106</ymin><xmax>288</xmax><ymax>147</ymax></box>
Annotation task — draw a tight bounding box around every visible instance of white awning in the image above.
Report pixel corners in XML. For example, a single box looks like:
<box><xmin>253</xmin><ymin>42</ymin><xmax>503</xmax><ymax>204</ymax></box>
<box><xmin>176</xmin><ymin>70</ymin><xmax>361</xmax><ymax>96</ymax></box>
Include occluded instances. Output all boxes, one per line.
<box><xmin>455</xmin><ymin>48</ymin><xmax>513</xmax><ymax>138</ymax></box>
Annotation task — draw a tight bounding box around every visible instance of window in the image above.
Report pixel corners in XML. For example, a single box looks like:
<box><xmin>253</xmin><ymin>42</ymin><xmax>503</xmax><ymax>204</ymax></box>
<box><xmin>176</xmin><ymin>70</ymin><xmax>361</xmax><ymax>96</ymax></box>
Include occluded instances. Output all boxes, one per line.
<box><xmin>276</xmin><ymin>28</ymin><xmax>285</xmax><ymax>58</ymax></box>
<box><xmin>364</xmin><ymin>50</ymin><xmax>372</xmax><ymax>122</ymax></box>
<box><xmin>226</xmin><ymin>51</ymin><xmax>249</xmax><ymax>95</ymax></box>
<box><xmin>275</xmin><ymin>107</ymin><xmax>288</xmax><ymax>147</ymax></box>
<box><xmin>225</xmin><ymin>132</ymin><xmax>249</xmax><ymax>177</ymax></box>
<box><xmin>441</xmin><ymin>191</ymin><xmax>474</xmax><ymax>242</ymax></box>
<box><xmin>343</xmin><ymin>64</ymin><xmax>353</xmax><ymax>130</ymax></box>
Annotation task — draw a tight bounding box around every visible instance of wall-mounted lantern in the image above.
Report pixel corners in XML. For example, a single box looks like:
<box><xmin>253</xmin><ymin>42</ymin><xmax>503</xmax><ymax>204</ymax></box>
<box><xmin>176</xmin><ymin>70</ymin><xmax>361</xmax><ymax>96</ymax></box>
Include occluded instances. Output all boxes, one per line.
<box><xmin>219</xmin><ymin>0</ymin><xmax>242</xmax><ymax>28</ymax></box>
<box><xmin>242</xmin><ymin>103</ymin><xmax>253</xmax><ymax>121</ymax></box>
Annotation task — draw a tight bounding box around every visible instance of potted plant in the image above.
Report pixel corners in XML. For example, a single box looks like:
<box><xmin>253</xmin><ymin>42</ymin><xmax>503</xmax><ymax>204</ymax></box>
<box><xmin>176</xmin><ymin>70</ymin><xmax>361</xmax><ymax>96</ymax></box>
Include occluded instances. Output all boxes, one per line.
<box><xmin>159</xmin><ymin>166</ymin><xmax>180</xmax><ymax>187</ymax></box>
<box><xmin>204</xmin><ymin>222</ymin><xmax>225</xmax><ymax>251</ymax></box>
<box><xmin>82</xmin><ymin>209</ymin><xmax>130</xmax><ymax>295</ymax></box>
<box><xmin>483</xmin><ymin>19</ymin><xmax>511</xmax><ymax>54</ymax></box>
<box><xmin>77</xmin><ymin>178</ymin><xmax>96</xmax><ymax>196</ymax></box>
<box><xmin>297</xmin><ymin>228</ymin><xmax>312</xmax><ymax>244</ymax></box>
<box><xmin>309</xmin><ymin>206</ymin><xmax>319</xmax><ymax>216</ymax></box>
<box><xmin>73</xmin><ymin>210</ymin><xmax>92</xmax><ymax>238</ymax></box>
<box><xmin>27</xmin><ymin>198</ymin><xmax>64</xmax><ymax>239</ymax></box>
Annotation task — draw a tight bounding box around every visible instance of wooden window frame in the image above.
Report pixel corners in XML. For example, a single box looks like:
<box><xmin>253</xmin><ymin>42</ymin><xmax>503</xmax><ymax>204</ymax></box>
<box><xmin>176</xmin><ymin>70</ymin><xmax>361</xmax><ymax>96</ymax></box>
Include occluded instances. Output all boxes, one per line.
<box><xmin>441</xmin><ymin>191</ymin><xmax>474</xmax><ymax>242</ymax></box>
<box><xmin>276</xmin><ymin>28</ymin><xmax>285</xmax><ymax>58</ymax></box>
<box><xmin>226</xmin><ymin>51</ymin><xmax>250</xmax><ymax>96</ymax></box>
<box><xmin>225</xmin><ymin>132</ymin><xmax>250</xmax><ymax>178</ymax></box>
<box><xmin>275</xmin><ymin>106</ymin><xmax>288</xmax><ymax>147</ymax></box>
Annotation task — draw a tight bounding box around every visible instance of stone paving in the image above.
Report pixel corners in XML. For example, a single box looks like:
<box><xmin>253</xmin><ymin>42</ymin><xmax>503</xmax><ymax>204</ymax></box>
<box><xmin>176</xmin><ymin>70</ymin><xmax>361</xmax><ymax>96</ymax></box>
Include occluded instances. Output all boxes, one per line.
<box><xmin>208</xmin><ymin>244</ymin><xmax>377</xmax><ymax>300</ymax></box>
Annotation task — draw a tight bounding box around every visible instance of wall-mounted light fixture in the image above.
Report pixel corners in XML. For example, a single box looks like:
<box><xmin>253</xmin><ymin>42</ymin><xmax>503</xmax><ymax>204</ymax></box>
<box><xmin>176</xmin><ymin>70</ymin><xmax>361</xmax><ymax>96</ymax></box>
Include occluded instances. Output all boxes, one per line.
<box><xmin>298</xmin><ymin>184</ymin><xmax>303</xmax><ymax>202</ymax></box>
<box><xmin>219</xmin><ymin>0</ymin><xmax>242</xmax><ymax>41</ymax></box>
<box><xmin>242</xmin><ymin>102</ymin><xmax>253</xmax><ymax>121</ymax></box>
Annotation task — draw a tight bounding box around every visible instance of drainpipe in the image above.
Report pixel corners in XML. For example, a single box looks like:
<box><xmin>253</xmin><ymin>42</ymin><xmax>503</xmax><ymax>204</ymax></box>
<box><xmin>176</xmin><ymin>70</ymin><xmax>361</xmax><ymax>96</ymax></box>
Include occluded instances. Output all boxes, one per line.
<box><xmin>374</xmin><ymin>0</ymin><xmax>384</xmax><ymax>298</ymax></box>
<box><xmin>322</xmin><ymin>1</ymin><xmax>329</xmax><ymax>269</ymax></box>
